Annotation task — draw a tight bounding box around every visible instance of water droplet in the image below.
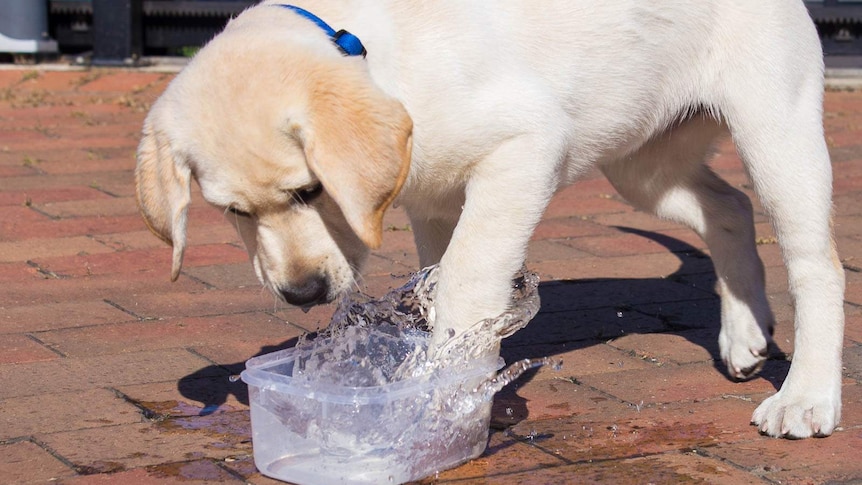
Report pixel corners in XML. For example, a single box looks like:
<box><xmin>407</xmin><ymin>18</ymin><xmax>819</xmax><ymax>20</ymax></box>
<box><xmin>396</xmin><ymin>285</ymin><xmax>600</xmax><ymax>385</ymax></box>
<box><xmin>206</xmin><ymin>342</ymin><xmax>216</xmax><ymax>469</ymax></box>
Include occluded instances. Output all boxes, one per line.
<box><xmin>228</xmin><ymin>375</ymin><xmax>241</xmax><ymax>382</ymax></box>
<box><xmin>505</xmin><ymin>407</ymin><xmax>514</xmax><ymax>416</ymax></box>
<box><xmin>616</xmin><ymin>311</ymin><xmax>623</xmax><ymax>318</ymax></box>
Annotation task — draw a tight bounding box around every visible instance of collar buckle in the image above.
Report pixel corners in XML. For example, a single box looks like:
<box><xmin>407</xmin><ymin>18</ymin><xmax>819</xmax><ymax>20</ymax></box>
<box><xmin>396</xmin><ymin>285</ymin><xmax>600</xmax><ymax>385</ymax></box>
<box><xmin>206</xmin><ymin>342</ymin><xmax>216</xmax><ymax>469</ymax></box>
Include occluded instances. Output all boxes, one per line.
<box><xmin>333</xmin><ymin>29</ymin><xmax>367</xmax><ymax>58</ymax></box>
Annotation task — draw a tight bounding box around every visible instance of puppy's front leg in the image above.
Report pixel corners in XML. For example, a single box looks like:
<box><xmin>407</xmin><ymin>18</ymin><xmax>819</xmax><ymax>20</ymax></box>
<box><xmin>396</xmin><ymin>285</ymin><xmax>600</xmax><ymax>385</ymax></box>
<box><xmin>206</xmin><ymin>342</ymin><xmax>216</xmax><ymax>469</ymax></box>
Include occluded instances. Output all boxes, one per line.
<box><xmin>429</xmin><ymin>136</ymin><xmax>560</xmax><ymax>348</ymax></box>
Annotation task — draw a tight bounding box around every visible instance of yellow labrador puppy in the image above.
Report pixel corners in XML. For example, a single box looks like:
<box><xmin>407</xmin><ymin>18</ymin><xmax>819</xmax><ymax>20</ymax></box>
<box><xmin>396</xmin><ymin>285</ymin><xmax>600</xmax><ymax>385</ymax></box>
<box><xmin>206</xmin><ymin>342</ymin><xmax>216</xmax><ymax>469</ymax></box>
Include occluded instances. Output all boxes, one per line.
<box><xmin>136</xmin><ymin>0</ymin><xmax>845</xmax><ymax>439</ymax></box>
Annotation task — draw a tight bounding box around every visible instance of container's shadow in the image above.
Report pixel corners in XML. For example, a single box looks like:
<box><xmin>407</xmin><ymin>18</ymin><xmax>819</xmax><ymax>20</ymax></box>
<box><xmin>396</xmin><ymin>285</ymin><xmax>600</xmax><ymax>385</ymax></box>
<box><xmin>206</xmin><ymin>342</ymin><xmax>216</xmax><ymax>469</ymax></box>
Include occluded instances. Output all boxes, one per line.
<box><xmin>177</xmin><ymin>340</ymin><xmax>296</xmax><ymax>415</ymax></box>
<box><xmin>177</xmin><ymin>227</ymin><xmax>789</xmax><ymax>426</ymax></box>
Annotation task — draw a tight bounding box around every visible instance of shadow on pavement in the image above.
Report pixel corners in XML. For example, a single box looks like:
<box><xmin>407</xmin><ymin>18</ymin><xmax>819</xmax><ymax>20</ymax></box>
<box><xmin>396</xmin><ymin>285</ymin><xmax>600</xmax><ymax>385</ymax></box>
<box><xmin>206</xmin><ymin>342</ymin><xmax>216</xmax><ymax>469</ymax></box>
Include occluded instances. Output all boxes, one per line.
<box><xmin>497</xmin><ymin>227</ymin><xmax>789</xmax><ymax>426</ymax></box>
<box><xmin>176</xmin><ymin>339</ymin><xmax>298</xmax><ymax>415</ymax></box>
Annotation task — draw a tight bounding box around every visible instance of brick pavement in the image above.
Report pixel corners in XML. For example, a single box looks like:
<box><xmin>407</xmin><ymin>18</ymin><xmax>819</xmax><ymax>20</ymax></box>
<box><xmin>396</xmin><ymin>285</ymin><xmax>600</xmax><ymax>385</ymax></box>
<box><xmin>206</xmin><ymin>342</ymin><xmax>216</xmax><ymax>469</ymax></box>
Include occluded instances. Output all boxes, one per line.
<box><xmin>0</xmin><ymin>67</ymin><xmax>860</xmax><ymax>484</ymax></box>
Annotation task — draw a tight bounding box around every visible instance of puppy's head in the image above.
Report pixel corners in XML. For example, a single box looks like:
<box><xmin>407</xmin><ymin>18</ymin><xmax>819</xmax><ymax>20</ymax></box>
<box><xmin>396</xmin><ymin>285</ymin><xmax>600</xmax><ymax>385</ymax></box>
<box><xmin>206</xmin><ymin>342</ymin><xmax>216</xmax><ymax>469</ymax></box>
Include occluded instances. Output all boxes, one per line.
<box><xmin>135</xmin><ymin>12</ymin><xmax>413</xmax><ymax>306</ymax></box>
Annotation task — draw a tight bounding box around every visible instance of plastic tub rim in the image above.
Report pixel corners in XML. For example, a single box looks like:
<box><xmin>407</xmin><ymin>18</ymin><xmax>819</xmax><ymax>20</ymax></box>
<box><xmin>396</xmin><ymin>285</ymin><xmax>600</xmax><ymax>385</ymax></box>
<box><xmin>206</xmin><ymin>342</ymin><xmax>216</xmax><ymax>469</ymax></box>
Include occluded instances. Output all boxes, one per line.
<box><xmin>240</xmin><ymin>346</ymin><xmax>504</xmax><ymax>405</ymax></box>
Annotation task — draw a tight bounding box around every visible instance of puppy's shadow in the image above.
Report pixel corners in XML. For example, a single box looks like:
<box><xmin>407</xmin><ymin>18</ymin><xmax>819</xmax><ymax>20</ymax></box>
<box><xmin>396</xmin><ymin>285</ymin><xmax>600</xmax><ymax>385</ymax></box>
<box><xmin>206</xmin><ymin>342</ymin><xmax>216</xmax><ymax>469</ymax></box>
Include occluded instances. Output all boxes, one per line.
<box><xmin>495</xmin><ymin>226</ymin><xmax>789</xmax><ymax>426</ymax></box>
<box><xmin>175</xmin><ymin>227</ymin><xmax>788</xmax><ymax>421</ymax></box>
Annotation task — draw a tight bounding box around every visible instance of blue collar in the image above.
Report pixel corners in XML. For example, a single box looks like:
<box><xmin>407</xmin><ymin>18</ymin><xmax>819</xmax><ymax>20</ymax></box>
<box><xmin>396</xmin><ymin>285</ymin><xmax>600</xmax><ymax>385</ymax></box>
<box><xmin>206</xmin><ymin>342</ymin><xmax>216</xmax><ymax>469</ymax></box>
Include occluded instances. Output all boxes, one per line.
<box><xmin>276</xmin><ymin>4</ymin><xmax>367</xmax><ymax>58</ymax></box>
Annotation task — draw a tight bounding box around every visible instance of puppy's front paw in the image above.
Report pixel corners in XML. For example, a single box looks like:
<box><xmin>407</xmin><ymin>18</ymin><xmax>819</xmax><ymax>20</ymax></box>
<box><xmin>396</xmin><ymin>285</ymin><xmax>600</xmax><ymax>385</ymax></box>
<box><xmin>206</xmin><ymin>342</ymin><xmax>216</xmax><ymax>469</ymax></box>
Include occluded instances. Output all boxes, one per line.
<box><xmin>751</xmin><ymin>389</ymin><xmax>840</xmax><ymax>439</ymax></box>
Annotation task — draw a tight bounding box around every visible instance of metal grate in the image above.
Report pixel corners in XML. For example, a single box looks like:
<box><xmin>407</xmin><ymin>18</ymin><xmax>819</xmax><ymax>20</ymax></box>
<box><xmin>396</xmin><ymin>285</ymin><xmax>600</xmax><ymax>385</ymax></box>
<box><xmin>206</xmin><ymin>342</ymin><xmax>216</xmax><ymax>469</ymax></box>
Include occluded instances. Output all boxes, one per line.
<box><xmin>806</xmin><ymin>0</ymin><xmax>862</xmax><ymax>67</ymax></box>
<box><xmin>44</xmin><ymin>1</ymin><xmax>862</xmax><ymax>67</ymax></box>
<box><xmin>49</xmin><ymin>0</ymin><xmax>257</xmax><ymax>62</ymax></box>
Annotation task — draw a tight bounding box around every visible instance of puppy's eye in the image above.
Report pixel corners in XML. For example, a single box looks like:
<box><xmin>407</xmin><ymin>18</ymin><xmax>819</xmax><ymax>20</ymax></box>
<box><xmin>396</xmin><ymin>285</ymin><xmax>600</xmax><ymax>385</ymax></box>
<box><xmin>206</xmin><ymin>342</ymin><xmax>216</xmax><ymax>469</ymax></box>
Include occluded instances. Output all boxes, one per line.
<box><xmin>294</xmin><ymin>183</ymin><xmax>323</xmax><ymax>205</ymax></box>
<box><xmin>227</xmin><ymin>206</ymin><xmax>251</xmax><ymax>217</ymax></box>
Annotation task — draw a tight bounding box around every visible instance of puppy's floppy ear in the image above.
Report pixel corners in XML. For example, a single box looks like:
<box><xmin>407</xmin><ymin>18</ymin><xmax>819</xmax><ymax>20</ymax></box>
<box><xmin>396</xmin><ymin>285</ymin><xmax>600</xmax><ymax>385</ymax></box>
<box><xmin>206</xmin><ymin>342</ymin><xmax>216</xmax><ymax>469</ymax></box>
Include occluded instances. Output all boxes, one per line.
<box><xmin>135</xmin><ymin>113</ymin><xmax>192</xmax><ymax>281</ymax></box>
<box><xmin>298</xmin><ymin>71</ymin><xmax>413</xmax><ymax>249</ymax></box>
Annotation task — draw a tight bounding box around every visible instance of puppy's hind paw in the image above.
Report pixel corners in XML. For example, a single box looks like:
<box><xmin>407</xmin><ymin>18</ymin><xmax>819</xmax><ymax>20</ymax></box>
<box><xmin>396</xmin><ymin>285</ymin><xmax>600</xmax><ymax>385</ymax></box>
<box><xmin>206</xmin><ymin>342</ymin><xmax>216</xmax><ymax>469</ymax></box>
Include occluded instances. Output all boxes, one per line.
<box><xmin>721</xmin><ymin>338</ymin><xmax>769</xmax><ymax>381</ymax></box>
<box><xmin>751</xmin><ymin>391</ymin><xmax>840</xmax><ymax>439</ymax></box>
<box><xmin>719</xmin><ymin>317</ymin><xmax>772</xmax><ymax>381</ymax></box>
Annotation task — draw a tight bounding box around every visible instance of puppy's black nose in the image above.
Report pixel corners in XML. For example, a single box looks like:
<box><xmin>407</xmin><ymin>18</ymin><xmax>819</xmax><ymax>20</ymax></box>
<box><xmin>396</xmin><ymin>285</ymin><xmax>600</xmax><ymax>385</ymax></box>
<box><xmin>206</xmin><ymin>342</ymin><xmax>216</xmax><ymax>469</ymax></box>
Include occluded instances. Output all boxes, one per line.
<box><xmin>280</xmin><ymin>276</ymin><xmax>329</xmax><ymax>307</ymax></box>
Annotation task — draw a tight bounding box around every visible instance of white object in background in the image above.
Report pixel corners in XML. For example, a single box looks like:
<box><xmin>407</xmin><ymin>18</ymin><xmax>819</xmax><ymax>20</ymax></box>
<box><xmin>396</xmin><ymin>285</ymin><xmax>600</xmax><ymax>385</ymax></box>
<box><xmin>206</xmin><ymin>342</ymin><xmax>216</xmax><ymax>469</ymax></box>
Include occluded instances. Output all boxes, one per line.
<box><xmin>0</xmin><ymin>31</ymin><xmax>57</xmax><ymax>53</ymax></box>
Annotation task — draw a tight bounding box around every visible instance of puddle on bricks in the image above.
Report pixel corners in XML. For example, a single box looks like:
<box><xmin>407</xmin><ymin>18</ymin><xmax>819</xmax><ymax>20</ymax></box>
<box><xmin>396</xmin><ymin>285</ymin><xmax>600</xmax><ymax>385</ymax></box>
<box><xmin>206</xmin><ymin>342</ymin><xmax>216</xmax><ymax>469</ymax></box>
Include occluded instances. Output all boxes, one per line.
<box><xmin>148</xmin><ymin>459</ymin><xmax>238</xmax><ymax>482</ymax></box>
<box><xmin>139</xmin><ymin>401</ymin><xmax>252</xmax><ymax>455</ymax></box>
<box><xmin>509</xmin><ymin>415</ymin><xmax>725</xmax><ymax>462</ymax></box>
<box><xmin>566</xmin><ymin>455</ymin><xmax>715</xmax><ymax>484</ymax></box>
<box><xmin>154</xmin><ymin>411</ymin><xmax>250</xmax><ymax>443</ymax></box>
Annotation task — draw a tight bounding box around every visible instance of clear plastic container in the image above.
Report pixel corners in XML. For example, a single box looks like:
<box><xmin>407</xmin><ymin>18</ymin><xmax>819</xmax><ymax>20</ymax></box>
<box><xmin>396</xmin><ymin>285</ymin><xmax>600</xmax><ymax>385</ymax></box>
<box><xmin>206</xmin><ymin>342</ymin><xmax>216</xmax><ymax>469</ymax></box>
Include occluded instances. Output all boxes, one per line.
<box><xmin>241</xmin><ymin>346</ymin><xmax>504</xmax><ymax>485</ymax></box>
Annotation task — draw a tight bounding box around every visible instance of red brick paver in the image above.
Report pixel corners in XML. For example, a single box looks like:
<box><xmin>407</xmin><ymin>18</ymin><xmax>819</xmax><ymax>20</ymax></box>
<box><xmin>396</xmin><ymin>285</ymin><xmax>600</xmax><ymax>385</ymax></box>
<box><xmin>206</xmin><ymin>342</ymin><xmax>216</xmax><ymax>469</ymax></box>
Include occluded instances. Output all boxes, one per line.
<box><xmin>0</xmin><ymin>67</ymin><xmax>860</xmax><ymax>485</ymax></box>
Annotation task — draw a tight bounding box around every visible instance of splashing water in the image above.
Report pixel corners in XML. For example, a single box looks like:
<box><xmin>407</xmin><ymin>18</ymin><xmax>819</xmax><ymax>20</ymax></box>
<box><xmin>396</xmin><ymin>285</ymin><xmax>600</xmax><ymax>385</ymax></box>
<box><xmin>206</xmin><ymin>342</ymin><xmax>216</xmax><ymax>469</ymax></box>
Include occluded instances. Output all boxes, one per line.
<box><xmin>243</xmin><ymin>265</ymin><xmax>561</xmax><ymax>484</ymax></box>
<box><xmin>474</xmin><ymin>356</ymin><xmax>563</xmax><ymax>397</ymax></box>
<box><xmin>291</xmin><ymin>266</ymin><xmax>548</xmax><ymax>387</ymax></box>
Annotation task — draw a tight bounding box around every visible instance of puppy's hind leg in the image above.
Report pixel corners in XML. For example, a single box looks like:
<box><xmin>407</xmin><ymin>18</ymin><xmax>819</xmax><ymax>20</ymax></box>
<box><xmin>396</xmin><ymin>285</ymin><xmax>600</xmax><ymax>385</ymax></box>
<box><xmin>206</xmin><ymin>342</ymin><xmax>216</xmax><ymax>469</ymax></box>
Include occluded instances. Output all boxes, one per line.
<box><xmin>601</xmin><ymin>116</ymin><xmax>775</xmax><ymax>380</ymax></box>
<box><xmin>408</xmin><ymin>215</ymin><xmax>459</xmax><ymax>268</ymax></box>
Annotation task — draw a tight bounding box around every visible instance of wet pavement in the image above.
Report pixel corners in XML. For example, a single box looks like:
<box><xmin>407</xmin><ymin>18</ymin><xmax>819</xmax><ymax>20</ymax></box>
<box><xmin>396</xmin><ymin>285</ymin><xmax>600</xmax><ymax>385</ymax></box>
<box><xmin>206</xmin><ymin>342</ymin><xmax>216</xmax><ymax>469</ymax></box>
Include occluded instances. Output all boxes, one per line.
<box><xmin>0</xmin><ymin>66</ymin><xmax>860</xmax><ymax>484</ymax></box>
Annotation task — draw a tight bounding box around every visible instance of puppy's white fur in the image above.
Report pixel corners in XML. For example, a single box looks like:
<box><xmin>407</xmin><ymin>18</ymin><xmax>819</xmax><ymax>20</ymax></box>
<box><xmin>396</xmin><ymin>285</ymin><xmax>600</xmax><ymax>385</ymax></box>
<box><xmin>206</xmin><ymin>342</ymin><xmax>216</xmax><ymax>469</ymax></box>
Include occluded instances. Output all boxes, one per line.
<box><xmin>136</xmin><ymin>0</ymin><xmax>845</xmax><ymax>439</ymax></box>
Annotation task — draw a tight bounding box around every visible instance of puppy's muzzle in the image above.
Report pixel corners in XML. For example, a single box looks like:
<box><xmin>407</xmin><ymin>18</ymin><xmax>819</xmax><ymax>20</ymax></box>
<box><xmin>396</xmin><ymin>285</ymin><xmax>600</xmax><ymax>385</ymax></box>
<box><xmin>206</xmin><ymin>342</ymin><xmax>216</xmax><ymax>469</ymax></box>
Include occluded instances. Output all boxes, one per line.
<box><xmin>279</xmin><ymin>275</ymin><xmax>330</xmax><ymax>307</ymax></box>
